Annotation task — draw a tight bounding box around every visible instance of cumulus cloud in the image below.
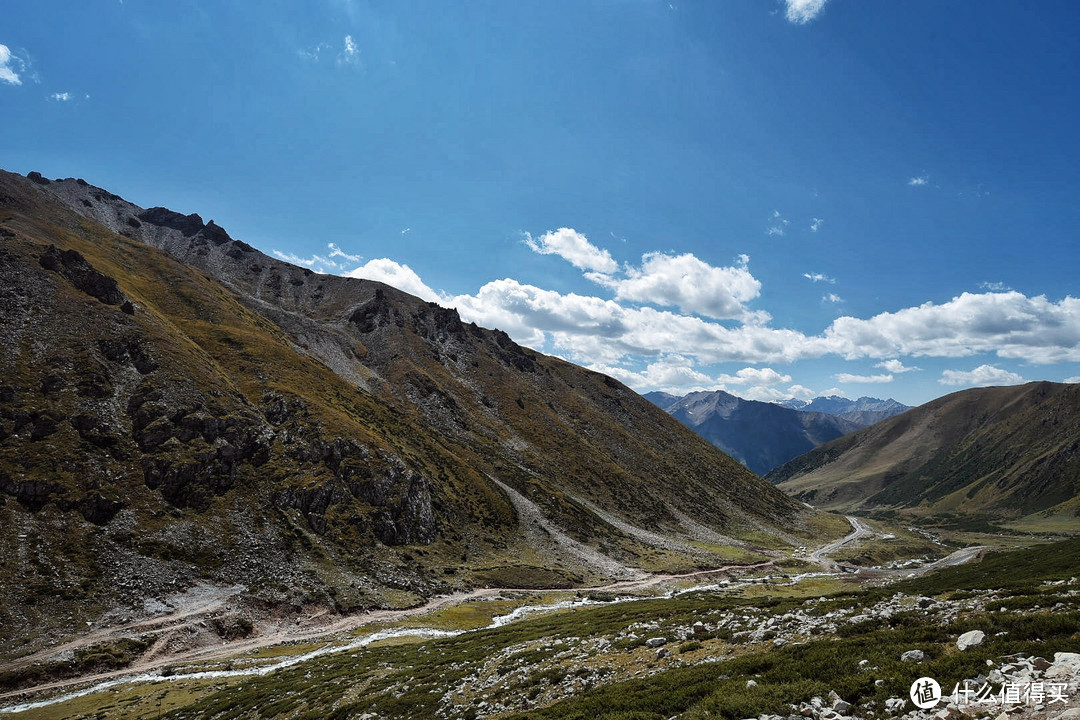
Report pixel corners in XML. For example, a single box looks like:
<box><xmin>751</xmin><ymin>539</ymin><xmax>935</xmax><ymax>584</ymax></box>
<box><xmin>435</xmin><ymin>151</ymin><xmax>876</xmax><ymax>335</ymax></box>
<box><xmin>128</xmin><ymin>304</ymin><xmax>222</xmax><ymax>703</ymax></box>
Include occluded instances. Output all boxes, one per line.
<box><xmin>310</xmin><ymin>247</ymin><xmax>1079</xmax><ymax>395</ymax></box>
<box><xmin>345</xmin><ymin>258</ymin><xmax>440</xmax><ymax>303</ymax></box>
<box><xmin>524</xmin><ymin>228</ymin><xmax>617</xmax><ymax>274</ymax></box>
<box><xmin>908</xmin><ymin>176</ymin><xmax>929</xmax><ymax>186</ymax></box>
<box><xmin>784</xmin><ymin>0</ymin><xmax>828</xmax><ymax>24</ymax></box>
<box><xmin>835</xmin><ymin>373</ymin><xmax>894</xmax><ymax>384</ymax></box>
<box><xmin>810</xmin><ymin>218</ymin><xmax>824</xmax><ymax>232</ymax></box>
<box><xmin>445</xmin><ymin>277</ymin><xmax>828</xmax><ymax>366</ymax></box>
<box><xmin>875</xmin><ymin>359</ymin><xmax>920</xmax><ymax>374</ymax></box>
<box><xmin>823</xmin><ymin>293</ymin><xmax>843</xmax><ymax>303</ymax></box>
<box><xmin>825</xmin><ymin>291</ymin><xmax>1080</xmax><ymax>364</ymax></box>
<box><xmin>804</xmin><ymin>272</ymin><xmax>835</xmax><ymax>284</ymax></box>
<box><xmin>939</xmin><ymin>365</ymin><xmax>1026</xmax><ymax>388</ymax></box>
<box><xmin>1065</xmin><ymin>376</ymin><xmax>1080</xmax><ymax>384</ymax></box>
<box><xmin>588</xmin><ymin>251</ymin><xmax>763</xmax><ymax>321</ymax></box>
<box><xmin>716</xmin><ymin>367</ymin><xmax>792</xmax><ymax>386</ymax></box>
<box><xmin>0</xmin><ymin>44</ymin><xmax>24</xmax><ymax>85</ymax></box>
<box><xmin>586</xmin><ymin>356</ymin><xmax>802</xmax><ymax>401</ymax></box>
<box><xmin>49</xmin><ymin>92</ymin><xmax>71</xmax><ymax>101</ymax></box>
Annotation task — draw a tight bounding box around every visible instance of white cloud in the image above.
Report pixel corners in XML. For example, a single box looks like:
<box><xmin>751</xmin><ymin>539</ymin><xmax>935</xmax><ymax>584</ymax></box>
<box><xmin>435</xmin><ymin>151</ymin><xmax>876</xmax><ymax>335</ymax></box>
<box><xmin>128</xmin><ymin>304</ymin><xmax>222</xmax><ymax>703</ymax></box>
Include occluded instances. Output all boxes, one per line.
<box><xmin>301</xmin><ymin>247</ymin><xmax>1079</xmax><ymax>393</ymax></box>
<box><xmin>524</xmin><ymin>228</ymin><xmax>617</xmax><ymax>274</ymax></box>
<box><xmin>810</xmin><ymin>218</ymin><xmax>824</xmax><ymax>232</ymax></box>
<box><xmin>585</xmin><ymin>356</ymin><xmax>801</xmax><ymax>401</ymax></box>
<box><xmin>345</xmin><ymin>258</ymin><xmax>441</xmax><ymax>303</ymax></box>
<box><xmin>803</xmin><ymin>272</ymin><xmax>835</xmax><ymax>284</ymax></box>
<box><xmin>272</xmin><ymin>249</ymin><xmax>329</xmax><ymax>269</ymax></box>
<box><xmin>588</xmin><ymin>251</ymin><xmax>763</xmax><ymax>321</ymax></box>
<box><xmin>339</xmin><ymin>34</ymin><xmax>361</xmax><ymax>66</ymax></box>
<box><xmin>784</xmin><ymin>0</ymin><xmax>828</xmax><ymax>24</ymax></box>
<box><xmin>49</xmin><ymin>92</ymin><xmax>71</xmax><ymax>101</ymax></box>
<box><xmin>834</xmin><ymin>373</ymin><xmax>894</xmax><ymax>384</ymax></box>
<box><xmin>908</xmin><ymin>176</ymin><xmax>929</xmax><ymax>186</ymax></box>
<box><xmin>766</xmin><ymin>210</ymin><xmax>790</xmax><ymax>236</ymax></box>
<box><xmin>446</xmin><ymin>277</ymin><xmax>828</xmax><ymax>366</ymax></box>
<box><xmin>328</xmin><ymin>243</ymin><xmax>362</xmax><ymax>263</ymax></box>
<box><xmin>875</xmin><ymin>359</ymin><xmax>920</xmax><ymax>374</ymax></box>
<box><xmin>0</xmin><ymin>44</ymin><xmax>23</xmax><ymax>85</ymax></box>
<box><xmin>939</xmin><ymin>365</ymin><xmax>1026</xmax><ymax>388</ymax></box>
<box><xmin>297</xmin><ymin>42</ymin><xmax>331</xmax><ymax>61</ymax></box>
<box><xmin>823</xmin><ymin>293</ymin><xmax>843</xmax><ymax>303</ymax></box>
<box><xmin>979</xmin><ymin>281</ymin><xmax>1011</xmax><ymax>292</ymax></box>
<box><xmin>825</xmin><ymin>291</ymin><xmax>1080</xmax><ymax>364</ymax></box>
<box><xmin>716</xmin><ymin>367</ymin><xmax>792</xmax><ymax>386</ymax></box>
<box><xmin>273</xmin><ymin>243</ymin><xmax>364</xmax><ymax>274</ymax></box>
<box><xmin>1064</xmin><ymin>376</ymin><xmax>1080</xmax><ymax>384</ymax></box>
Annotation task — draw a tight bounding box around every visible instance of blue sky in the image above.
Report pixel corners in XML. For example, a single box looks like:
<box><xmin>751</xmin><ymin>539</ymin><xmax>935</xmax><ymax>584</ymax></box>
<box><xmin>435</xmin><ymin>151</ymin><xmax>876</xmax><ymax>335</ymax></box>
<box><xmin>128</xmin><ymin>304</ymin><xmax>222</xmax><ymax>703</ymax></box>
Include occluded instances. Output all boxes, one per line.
<box><xmin>3</xmin><ymin>0</ymin><xmax>1079</xmax><ymax>406</ymax></box>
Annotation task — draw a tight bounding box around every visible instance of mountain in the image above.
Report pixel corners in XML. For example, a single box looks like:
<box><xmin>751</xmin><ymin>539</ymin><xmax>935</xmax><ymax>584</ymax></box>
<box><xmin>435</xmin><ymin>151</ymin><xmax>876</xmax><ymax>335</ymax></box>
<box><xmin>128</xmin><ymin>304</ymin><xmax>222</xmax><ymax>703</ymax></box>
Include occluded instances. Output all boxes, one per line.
<box><xmin>647</xmin><ymin>390</ymin><xmax>866</xmax><ymax>476</ymax></box>
<box><xmin>0</xmin><ymin>170</ymin><xmax>813</xmax><ymax>658</ymax></box>
<box><xmin>767</xmin><ymin>382</ymin><xmax>1080</xmax><ymax>528</ymax></box>
<box><xmin>798</xmin><ymin>396</ymin><xmax>909</xmax><ymax>416</ymax></box>
<box><xmin>776</xmin><ymin>395</ymin><xmax>910</xmax><ymax>427</ymax></box>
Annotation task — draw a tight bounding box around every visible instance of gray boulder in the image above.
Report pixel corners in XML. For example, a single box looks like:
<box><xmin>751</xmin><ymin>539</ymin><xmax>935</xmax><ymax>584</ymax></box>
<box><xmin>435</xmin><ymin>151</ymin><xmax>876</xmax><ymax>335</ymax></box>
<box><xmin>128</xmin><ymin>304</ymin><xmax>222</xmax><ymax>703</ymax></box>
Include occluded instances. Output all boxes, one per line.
<box><xmin>956</xmin><ymin>630</ymin><xmax>985</xmax><ymax>651</ymax></box>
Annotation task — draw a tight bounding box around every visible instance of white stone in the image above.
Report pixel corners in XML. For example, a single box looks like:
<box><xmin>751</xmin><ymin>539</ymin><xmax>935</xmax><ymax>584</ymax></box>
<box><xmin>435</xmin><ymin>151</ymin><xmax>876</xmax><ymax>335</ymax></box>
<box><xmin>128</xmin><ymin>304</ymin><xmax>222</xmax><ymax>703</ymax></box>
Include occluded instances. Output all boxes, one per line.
<box><xmin>957</xmin><ymin>630</ymin><xmax>985</xmax><ymax>651</ymax></box>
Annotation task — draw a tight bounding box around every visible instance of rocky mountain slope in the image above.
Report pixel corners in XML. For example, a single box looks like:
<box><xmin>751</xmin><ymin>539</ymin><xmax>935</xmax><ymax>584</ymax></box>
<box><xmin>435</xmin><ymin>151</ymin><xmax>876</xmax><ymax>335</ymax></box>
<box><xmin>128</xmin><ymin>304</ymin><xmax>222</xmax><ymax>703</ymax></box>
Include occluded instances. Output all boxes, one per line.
<box><xmin>644</xmin><ymin>390</ymin><xmax>894</xmax><ymax>475</ymax></box>
<box><xmin>767</xmin><ymin>382</ymin><xmax>1080</xmax><ymax>527</ymax></box>
<box><xmin>0</xmin><ymin>169</ymin><xmax>815</xmax><ymax>661</ymax></box>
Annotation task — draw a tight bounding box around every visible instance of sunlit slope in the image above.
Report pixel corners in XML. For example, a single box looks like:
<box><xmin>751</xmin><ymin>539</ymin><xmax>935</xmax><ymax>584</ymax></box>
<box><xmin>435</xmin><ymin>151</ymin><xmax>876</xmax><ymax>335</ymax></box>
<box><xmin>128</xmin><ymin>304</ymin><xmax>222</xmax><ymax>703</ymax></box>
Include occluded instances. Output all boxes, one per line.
<box><xmin>767</xmin><ymin>382</ymin><xmax>1080</xmax><ymax>526</ymax></box>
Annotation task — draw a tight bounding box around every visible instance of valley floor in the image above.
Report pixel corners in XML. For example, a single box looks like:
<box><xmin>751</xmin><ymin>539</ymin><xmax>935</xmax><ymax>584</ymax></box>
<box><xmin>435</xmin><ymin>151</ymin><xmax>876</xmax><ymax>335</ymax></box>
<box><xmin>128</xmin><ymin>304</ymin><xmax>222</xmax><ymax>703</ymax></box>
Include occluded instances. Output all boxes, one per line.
<box><xmin>1</xmin><ymin>518</ymin><xmax>1077</xmax><ymax>720</ymax></box>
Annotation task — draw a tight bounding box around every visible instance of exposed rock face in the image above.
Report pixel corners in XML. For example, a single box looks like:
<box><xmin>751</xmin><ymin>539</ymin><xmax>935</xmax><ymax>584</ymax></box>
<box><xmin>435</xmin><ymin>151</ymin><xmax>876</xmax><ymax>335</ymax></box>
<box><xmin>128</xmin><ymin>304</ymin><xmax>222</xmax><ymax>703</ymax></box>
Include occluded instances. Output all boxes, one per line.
<box><xmin>38</xmin><ymin>245</ymin><xmax>125</xmax><ymax>305</ymax></box>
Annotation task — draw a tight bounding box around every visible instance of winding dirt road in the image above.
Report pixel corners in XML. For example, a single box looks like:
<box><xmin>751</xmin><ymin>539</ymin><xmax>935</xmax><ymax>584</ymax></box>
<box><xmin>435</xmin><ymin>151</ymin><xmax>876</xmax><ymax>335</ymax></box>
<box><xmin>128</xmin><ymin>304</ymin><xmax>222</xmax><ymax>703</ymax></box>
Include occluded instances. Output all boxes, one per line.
<box><xmin>0</xmin><ymin>518</ymin><xmax>985</xmax><ymax>710</ymax></box>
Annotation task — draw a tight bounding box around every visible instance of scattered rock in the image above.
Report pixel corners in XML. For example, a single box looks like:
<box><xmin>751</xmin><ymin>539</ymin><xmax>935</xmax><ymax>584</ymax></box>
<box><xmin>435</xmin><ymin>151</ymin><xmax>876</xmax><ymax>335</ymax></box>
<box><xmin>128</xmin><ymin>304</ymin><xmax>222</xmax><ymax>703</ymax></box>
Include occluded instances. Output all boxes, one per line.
<box><xmin>645</xmin><ymin>637</ymin><xmax>667</xmax><ymax>648</ymax></box>
<box><xmin>956</xmin><ymin>630</ymin><xmax>985</xmax><ymax>651</ymax></box>
<box><xmin>902</xmin><ymin>649</ymin><xmax>927</xmax><ymax>662</ymax></box>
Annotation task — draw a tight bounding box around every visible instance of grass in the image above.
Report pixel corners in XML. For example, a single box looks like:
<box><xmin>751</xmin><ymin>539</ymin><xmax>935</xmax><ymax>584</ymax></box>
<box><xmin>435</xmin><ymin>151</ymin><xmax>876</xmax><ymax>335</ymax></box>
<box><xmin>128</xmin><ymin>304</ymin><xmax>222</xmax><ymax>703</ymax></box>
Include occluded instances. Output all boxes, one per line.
<box><xmin>6</xmin><ymin>536</ymin><xmax>1079</xmax><ymax>719</ymax></box>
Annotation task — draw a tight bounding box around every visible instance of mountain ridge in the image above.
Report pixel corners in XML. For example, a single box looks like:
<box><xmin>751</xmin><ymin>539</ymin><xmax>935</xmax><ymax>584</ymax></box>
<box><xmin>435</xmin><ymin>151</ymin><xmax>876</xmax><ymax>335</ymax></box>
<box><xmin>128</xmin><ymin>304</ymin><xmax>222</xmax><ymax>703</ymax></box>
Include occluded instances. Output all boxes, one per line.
<box><xmin>766</xmin><ymin>381</ymin><xmax>1080</xmax><ymax>528</ymax></box>
<box><xmin>0</xmin><ymin>169</ymin><xmax>816</xmax><ymax>661</ymax></box>
<box><xmin>645</xmin><ymin>389</ymin><xmax>908</xmax><ymax>476</ymax></box>
<box><xmin>645</xmin><ymin>390</ymin><xmax>859</xmax><ymax>475</ymax></box>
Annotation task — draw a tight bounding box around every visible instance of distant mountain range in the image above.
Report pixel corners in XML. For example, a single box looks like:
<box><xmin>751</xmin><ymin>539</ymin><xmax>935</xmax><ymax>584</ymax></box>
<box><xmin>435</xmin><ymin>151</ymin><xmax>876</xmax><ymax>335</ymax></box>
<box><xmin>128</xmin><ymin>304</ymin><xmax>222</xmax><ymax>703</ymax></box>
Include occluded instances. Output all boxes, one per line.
<box><xmin>777</xmin><ymin>395</ymin><xmax>909</xmax><ymax>415</ymax></box>
<box><xmin>767</xmin><ymin>381</ymin><xmax>1080</xmax><ymax>529</ymax></box>
<box><xmin>644</xmin><ymin>391</ymin><xmax>909</xmax><ymax>476</ymax></box>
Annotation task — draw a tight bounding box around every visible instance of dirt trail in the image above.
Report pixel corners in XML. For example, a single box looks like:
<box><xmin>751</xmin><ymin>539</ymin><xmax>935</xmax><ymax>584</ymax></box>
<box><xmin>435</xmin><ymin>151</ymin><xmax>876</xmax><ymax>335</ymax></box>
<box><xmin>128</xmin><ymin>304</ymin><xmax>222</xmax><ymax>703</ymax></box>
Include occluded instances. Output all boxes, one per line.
<box><xmin>808</xmin><ymin>515</ymin><xmax>874</xmax><ymax>568</ymax></box>
<box><xmin>2</xmin><ymin>582</ymin><xmax>243</xmax><ymax>673</ymax></box>
<box><xmin>0</xmin><ymin>556</ymin><xmax>782</xmax><ymax>706</ymax></box>
<box><xmin>1</xmin><ymin>518</ymin><xmax>977</xmax><ymax>708</ymax></box>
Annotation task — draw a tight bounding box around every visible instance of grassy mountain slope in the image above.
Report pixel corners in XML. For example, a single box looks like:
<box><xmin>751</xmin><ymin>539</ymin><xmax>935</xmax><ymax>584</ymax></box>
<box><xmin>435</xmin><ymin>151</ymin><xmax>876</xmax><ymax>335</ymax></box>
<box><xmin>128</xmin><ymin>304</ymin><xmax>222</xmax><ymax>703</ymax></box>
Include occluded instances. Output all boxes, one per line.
<box><xmin>766</xmin><ymin>382</ymin><xmax>1080</xmax><ymax>527</ymax></box>
<box><xmin>0</xmin><ymin>170</ymin><xmax>815</xmax><ymax>660</ymax></box>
